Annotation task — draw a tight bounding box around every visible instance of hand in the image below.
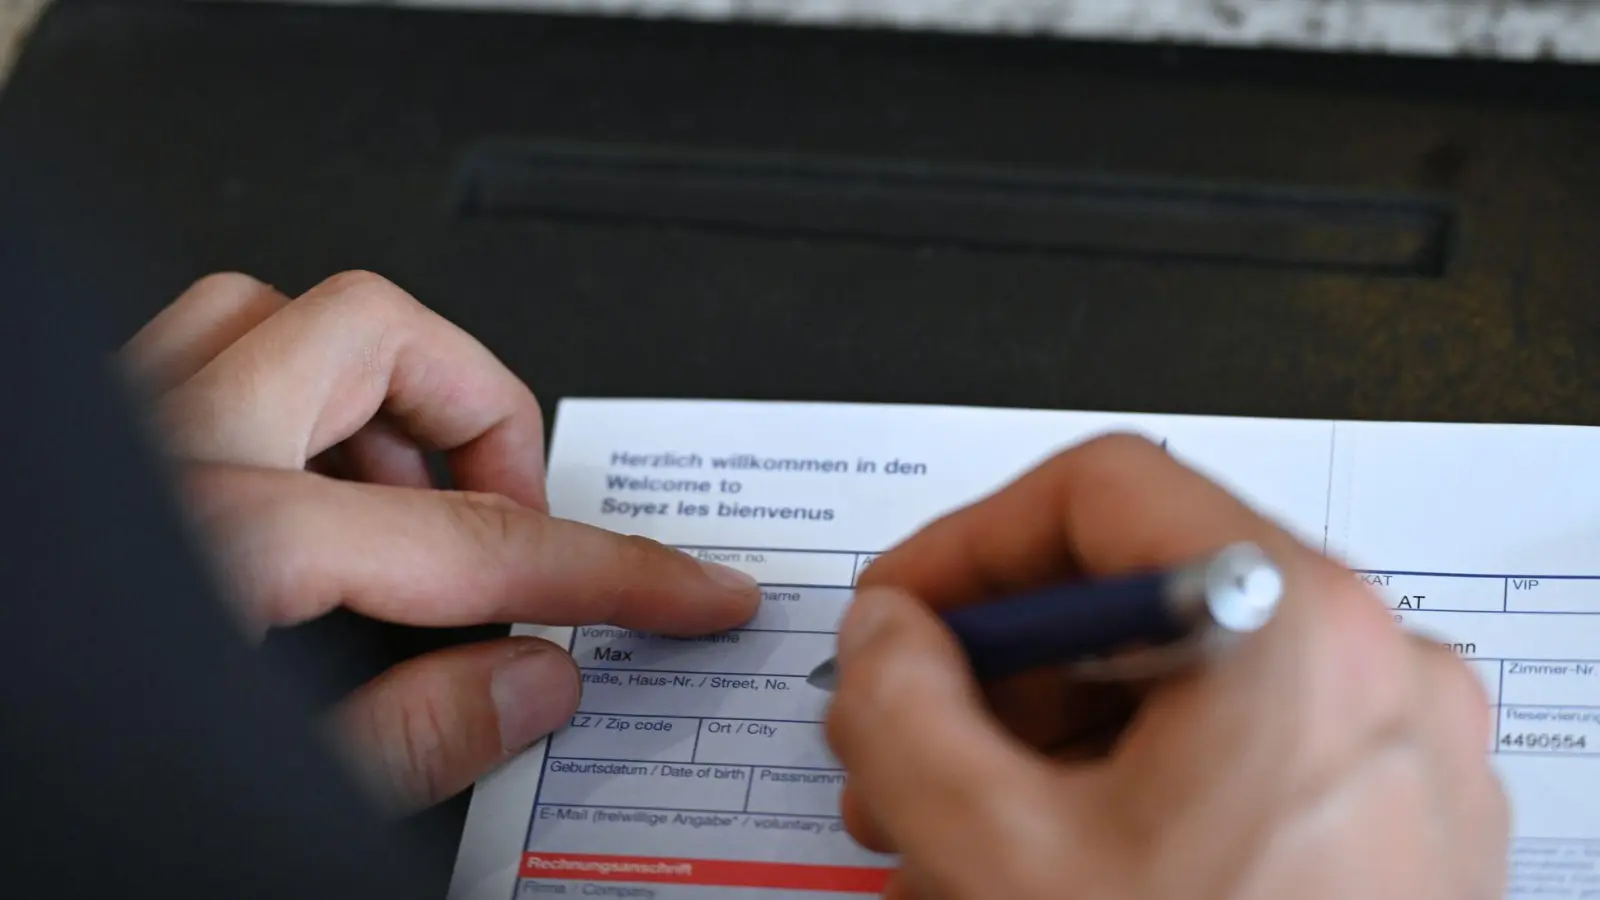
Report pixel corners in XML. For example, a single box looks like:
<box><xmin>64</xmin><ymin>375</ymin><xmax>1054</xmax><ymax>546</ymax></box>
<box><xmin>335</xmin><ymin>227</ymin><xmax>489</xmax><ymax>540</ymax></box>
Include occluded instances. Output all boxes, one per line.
<box><xmin>824</xmin><ymin>435</ymin><xmax>1508</xmax><ymax>900</ymax></box>
<box><xmin>121</xmin><ymin>271</ymin><xmax>760</xmax><ymax>813</ymax></box>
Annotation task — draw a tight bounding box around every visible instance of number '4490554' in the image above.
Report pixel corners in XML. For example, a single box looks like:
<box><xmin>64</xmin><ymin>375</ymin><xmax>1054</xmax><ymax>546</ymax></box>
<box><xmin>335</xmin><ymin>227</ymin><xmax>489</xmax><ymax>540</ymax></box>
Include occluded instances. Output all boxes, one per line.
<box><xmin>1500</xmin><ymin>733</ymin><xmax>1588</xmax><ymax>750</ymax></box>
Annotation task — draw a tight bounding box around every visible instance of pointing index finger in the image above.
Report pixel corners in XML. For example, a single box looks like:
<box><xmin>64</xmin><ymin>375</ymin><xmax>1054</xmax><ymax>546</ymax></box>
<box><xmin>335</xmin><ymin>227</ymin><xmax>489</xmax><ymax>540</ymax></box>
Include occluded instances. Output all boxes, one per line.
<box><xmin>187</xmin><ymin>465</ymin><xmax>761</xmax><ymax>633</ymax></box>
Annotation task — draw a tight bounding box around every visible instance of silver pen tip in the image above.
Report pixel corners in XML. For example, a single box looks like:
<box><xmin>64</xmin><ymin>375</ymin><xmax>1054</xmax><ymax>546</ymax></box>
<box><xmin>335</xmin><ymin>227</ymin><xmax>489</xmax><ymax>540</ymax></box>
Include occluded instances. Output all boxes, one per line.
<box><xmin>806</xmin><ymin>658</ymin><xmax>838</xmax><ymax>692</ymax></box>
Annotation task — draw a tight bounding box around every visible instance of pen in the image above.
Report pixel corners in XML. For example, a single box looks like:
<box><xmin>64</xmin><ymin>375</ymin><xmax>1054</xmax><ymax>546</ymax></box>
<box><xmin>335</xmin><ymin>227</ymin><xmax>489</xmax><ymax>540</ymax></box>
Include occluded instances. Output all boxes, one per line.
<box><xmin>806</xmin><ymin>541</ymin><xmax>1284</xmax><ymax>691</ymax></box>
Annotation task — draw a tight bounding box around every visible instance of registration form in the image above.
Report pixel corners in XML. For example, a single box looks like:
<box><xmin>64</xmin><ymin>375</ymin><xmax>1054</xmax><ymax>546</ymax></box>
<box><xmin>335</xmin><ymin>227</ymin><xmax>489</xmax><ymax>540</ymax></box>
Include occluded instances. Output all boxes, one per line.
<box><xmin>450</xmin><ymin>399</ymin><xmax>1600</xmax><ymax>900</ymax></box>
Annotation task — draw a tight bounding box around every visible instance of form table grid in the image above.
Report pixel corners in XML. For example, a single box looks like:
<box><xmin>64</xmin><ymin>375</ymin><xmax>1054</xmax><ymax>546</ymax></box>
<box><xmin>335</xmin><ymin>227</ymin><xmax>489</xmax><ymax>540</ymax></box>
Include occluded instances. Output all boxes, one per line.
<box><xmin>515</xmin><ymin>548</ymin><xmax>1600</xmax><ymax>897</ymax></box>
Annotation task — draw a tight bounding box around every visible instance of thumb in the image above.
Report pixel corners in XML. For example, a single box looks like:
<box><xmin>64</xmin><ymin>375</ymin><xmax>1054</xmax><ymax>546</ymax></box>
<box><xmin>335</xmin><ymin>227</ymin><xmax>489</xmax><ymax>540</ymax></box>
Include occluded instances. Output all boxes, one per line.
<box><xmin>824</xmin><ymin>588</ymin><xmax>1068</xmax><ymax>892</ymax></box>
<box><xmin>329</xmin><ymin>636</ymin><xmax>580</xmax><ymax>813</ymax></box>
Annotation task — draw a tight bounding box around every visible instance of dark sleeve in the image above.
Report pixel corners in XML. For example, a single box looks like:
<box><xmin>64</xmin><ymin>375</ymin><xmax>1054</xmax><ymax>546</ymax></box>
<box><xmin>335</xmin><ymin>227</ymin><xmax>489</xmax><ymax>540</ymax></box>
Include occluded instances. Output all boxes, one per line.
<box><xmin>0</xmin><ymin>208</ymin><xmax>440</xmax><ymax>900</ymax></box>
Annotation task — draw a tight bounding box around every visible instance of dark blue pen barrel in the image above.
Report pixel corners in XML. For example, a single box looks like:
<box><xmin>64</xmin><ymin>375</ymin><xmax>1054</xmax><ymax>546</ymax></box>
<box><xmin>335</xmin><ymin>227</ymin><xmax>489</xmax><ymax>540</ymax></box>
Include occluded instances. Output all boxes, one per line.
<box><xmin>940</xmin><ymin>572</ymin><xmax>1187</xmax><ymax>681</ymax></box>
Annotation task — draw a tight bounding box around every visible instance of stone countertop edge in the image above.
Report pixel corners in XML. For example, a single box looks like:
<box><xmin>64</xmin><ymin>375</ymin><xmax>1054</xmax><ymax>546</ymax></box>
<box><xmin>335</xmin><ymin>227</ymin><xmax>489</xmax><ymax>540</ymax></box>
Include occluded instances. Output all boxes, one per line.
<box><xmin>4</xmin><ymin>0</ymin><xmax>1600</xmax><ymax>88</ymax></box>
<box><xmin>386</xmin><ymin>0</ymin><xmax>1600</xmax><ymax>62</ymax></box>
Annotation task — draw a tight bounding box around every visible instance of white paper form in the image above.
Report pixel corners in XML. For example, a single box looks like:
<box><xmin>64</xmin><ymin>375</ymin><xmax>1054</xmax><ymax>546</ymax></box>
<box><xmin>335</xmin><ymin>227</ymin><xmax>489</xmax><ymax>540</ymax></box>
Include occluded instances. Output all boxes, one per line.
<box><xmin>450</xmin><ymin>399</ymin><xmax>1600</xmax><ymax>900</ymax></box>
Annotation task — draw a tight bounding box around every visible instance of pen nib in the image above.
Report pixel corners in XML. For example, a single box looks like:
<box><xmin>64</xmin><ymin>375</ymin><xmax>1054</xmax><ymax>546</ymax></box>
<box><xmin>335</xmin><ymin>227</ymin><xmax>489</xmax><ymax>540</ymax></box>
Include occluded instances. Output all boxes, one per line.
<box><xmin>806</xmin><ymin>659</ymin><xmax>838</xmax><ymax>692</ymax></box>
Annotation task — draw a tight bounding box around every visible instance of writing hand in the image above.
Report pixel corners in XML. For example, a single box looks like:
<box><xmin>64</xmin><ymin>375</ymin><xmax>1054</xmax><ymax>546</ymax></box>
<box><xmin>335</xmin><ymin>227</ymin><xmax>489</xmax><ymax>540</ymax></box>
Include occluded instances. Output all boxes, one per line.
<box><xmin>825</xmin><ymin>435</ymin><xmax>1507</xmax><ymax>900</ymax></box>
<box><xmin>122</xmin><ymin>271</ymin><xmax>760</xmax><ymax>813</ymax></box>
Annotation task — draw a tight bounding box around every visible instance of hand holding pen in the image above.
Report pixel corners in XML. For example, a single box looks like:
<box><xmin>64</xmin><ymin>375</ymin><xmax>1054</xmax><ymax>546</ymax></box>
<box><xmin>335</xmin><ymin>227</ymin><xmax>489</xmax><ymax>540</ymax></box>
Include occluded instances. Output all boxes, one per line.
<box><xmin>808</xmin><ymin>540</ymin><xmax>1285</xmax><ymax>691</ymax></box>
<box><xmin>818</xmin><ymin>434</ymin><xmax>1507</xmax><ymax>900</ymax></box>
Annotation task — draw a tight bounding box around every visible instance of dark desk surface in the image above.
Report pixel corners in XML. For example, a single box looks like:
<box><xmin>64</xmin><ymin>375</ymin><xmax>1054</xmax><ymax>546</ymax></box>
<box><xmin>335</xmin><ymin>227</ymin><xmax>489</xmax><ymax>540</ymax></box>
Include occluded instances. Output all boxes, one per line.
<box><xmin>8</xmin><ymin>0</ymin><xmax>1600</xmax><ymax>428</ymax></box>
<box><xmin>4</xmin><ymin>0</ymin><xmax>1599</xmax><ymax>888</ymax></box>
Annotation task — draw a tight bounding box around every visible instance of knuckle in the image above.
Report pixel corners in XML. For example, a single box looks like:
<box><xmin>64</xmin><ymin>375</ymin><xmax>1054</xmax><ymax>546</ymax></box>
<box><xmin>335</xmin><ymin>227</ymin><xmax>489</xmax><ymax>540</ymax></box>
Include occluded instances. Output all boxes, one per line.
<box><xmin>1077</xmin><ymin>430</ymin><xmax>1167</xmax><ymax>459</ymax></box>
<box><xmin>322</xmin><ymin>270</ymin><xmax>421</xmax><ymax>318</ymax></box>
<box><xmin>368</xmin><ymin>671</ymin><xmax>466</xmax><ymax>807</ymax></box>
<box><xmin>442</xmin><ymin>493</ymin><xmax>571</xmax><ymax>613</ymax></box>
<box><xmin>184</xmin><ymin>271</ymin><xmax>266</xmax><ymax>298</ymax></box>
<box><xmin>447</xmin><ymin>492</ymin><xmax>532</xmax><ymax>562</ymax></box>
<box><xmin>1055</xmin><ymin>431</ymin><xmax>1169</xmax><ymax>476</ymax></box>
<box><xmin>320</xmin><ymin>268</ymin><xmax>409</xmax><ymax>302</ymax></box>
<box><xmin>604</xmin><ymin>534</ymin><xmax>681</xmax><ymax>611</ymax></box>
<box><xmin>311</xmin><ymin>271</ymin><xmax>428</xmax><ymax>374</ymax></box>
<box><xmin>609</xmin><ymin>533</ymin><xmax>681</xmax><ymax>584</ymax></box>
<box><xmin>613</xmin><ymin>532</ymin><xmax>670</xmax><ymax>570</ymax></box>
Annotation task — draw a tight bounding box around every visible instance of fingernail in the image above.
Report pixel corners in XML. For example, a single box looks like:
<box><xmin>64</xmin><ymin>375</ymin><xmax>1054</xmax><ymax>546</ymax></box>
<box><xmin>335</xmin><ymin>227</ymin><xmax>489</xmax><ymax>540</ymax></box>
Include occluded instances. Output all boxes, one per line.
<box><xmin>699</xmin><ymin>559</ymin><xmax>759</xmax><ymax>591</ymax></box>
<box><xmin>837</xmin><ymin>588</ymin><xmax>898</xmax><ymax>659</ymax></box>
<box><xmin>491</xmin><ymin>645</ymin><xmax>580</xmax><ymax>753</ymax></box>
